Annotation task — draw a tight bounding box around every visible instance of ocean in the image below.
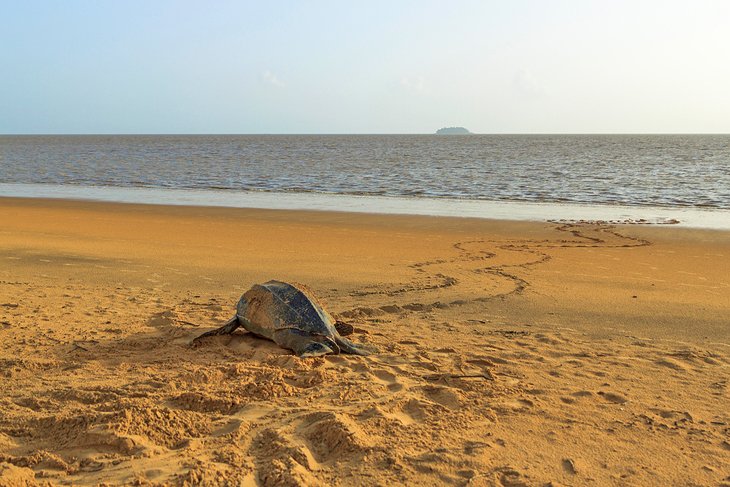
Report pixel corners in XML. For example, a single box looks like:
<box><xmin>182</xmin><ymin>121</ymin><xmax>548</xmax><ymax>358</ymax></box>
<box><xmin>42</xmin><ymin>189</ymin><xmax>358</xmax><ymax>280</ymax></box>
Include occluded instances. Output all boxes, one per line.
<box><xmin>1</xmin><ymin>134</ymin><xmax>729</xmax><ymax>227</ymax></box>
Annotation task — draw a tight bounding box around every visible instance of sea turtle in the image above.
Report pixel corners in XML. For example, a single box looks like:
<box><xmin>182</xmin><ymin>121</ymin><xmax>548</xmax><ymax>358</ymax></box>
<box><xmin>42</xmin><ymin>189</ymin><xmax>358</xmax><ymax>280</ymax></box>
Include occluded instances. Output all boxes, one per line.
<box><xmin>192</xmin><ymin>280</ymin><xmax>376</xmax><ymax>358</ymax></box>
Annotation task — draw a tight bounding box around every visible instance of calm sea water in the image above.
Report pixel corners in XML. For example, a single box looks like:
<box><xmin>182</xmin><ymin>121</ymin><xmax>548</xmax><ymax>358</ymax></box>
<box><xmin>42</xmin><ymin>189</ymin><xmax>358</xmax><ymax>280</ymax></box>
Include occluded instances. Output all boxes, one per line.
<box><xmin>1</xmin><ymin>134</ymin><xmax>728</xmax><ymax>209</ymax></box>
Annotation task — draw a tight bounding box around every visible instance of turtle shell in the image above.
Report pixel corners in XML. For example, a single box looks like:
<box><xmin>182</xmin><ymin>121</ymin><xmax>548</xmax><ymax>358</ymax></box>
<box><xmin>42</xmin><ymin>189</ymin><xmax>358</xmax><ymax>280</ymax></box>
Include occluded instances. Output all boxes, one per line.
<box><xmin>236</xmin><ymin>280</ymin><xmax>337</xmax><ymax>340</ymax></box>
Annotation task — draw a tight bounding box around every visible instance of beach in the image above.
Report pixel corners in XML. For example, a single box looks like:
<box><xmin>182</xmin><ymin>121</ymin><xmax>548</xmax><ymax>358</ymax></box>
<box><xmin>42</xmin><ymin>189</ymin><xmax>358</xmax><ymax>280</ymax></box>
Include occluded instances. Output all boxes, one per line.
<box><xmin>0</xmin><ymin>197</ymin><xmax>728</xmax><ymax>485</ymax></box>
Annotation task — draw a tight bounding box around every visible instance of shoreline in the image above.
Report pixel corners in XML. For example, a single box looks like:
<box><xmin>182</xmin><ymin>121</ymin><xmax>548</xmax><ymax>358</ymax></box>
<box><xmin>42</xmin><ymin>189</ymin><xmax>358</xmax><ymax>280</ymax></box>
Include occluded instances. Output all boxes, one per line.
<box><xmin>2</xmin><ymin>182</ymin><xmax>730</xmax><ymax>229</ymax></box>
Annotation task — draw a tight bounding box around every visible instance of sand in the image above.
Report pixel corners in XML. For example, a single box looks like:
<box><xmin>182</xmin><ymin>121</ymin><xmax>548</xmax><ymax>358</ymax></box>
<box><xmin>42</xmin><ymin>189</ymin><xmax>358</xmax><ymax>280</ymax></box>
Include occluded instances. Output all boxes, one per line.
<box><xmin>0</xmin><ymin>197</ymin><xmax>728</xmax><ymax>486</ymax></box>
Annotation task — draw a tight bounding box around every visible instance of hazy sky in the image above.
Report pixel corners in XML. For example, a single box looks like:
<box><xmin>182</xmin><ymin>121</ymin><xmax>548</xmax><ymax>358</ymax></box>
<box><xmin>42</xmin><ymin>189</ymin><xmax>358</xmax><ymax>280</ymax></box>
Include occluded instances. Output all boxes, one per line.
<box><xmin>2</xmin><ymin>0</ymin><xmax>729</xmax><ymax>134</ymax></box>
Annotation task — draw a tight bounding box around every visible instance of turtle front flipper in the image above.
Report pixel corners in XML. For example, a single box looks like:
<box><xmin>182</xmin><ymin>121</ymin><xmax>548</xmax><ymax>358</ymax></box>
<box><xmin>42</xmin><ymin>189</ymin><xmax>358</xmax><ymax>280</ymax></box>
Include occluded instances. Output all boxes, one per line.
<box><xmin>192</xmin><ymin>316</ymin><xmax>240</xmax><ymax>345</ymax></box>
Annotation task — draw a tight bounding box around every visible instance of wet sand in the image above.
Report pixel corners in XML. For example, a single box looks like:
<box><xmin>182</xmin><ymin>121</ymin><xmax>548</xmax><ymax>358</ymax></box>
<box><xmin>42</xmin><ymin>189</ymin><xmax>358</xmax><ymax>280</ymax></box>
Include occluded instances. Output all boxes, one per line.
<box><xmin>0</xmin><ymin>197</ymin><xmax>728</xmax><ymax>486</ymax></box>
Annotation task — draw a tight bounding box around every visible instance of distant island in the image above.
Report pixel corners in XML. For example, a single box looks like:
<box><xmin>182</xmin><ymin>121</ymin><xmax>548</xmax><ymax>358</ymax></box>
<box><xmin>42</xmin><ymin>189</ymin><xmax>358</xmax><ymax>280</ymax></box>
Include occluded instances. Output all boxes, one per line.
<box><xmin>435</xmin><ymin>127</ymin><xmax>471</xmax><ymax>135</ymax></box>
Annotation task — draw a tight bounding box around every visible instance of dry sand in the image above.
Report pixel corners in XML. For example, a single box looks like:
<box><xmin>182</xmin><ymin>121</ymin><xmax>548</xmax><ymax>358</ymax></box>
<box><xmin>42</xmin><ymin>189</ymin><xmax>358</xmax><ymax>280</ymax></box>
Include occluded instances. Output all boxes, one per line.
<box><xmin>0</xmin><ymin>197</ymin><xmax>728</xmax><ymax>486</ymax></box>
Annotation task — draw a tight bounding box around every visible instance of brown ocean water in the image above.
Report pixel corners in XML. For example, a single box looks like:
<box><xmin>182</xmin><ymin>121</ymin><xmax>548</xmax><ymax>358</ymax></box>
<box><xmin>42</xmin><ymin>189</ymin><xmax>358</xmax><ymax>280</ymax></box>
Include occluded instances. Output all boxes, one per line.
<box><xmin>1</xmin><ymin>134</ymin><xmax>728</xmax><ymax>209</ymax></box>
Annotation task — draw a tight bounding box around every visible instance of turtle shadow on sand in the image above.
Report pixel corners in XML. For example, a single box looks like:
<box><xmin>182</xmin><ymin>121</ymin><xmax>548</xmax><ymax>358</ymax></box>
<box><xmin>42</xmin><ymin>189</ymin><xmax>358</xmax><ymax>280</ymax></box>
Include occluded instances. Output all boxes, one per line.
<box><xmin>192</xmin><ymin>280</ymin><xmax>376</xmax><ymax>358</ymax></box>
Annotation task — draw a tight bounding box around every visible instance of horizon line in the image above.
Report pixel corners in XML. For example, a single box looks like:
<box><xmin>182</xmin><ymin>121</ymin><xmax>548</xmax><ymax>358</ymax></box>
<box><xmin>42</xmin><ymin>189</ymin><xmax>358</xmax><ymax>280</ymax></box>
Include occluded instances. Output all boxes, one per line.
<box><xmin>2</xmin><ymin>132</ymin><xmax>730</xmax><ymax>136</ymax></box>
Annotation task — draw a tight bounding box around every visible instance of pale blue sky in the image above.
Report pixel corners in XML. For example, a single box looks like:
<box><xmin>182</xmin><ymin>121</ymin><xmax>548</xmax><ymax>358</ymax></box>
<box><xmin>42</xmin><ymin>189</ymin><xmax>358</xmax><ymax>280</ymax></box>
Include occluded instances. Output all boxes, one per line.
<box><xmin>2</xmin><ymin>0</ymin><xmax>729</xmax><ymax>134</ymax></box>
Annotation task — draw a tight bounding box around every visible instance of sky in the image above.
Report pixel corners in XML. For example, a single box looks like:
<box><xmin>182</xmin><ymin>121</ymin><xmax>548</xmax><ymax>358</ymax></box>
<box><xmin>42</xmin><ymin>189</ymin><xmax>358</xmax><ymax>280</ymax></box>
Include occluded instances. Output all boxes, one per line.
<box><xmin>1</xmin><ymin>0</ymin><xmax>729</xmax><ymax>134</ymax></box>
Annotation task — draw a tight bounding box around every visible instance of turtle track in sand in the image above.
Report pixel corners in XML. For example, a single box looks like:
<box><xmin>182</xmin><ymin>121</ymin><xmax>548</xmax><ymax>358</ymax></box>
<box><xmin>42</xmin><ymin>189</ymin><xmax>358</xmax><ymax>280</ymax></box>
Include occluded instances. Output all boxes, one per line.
<box><xmin>340</xmin><ymin>222</ymin><xmax>651</xmax><ymax>319</ymax></box>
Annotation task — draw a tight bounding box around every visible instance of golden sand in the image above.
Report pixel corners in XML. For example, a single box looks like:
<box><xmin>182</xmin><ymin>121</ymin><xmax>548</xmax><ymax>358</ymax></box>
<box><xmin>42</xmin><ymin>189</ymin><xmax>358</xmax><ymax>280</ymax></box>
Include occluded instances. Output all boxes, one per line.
<box><xmin>0</xmin><ymin>197</ymin><xmax>728</xmax><ymax>486</ymax></box>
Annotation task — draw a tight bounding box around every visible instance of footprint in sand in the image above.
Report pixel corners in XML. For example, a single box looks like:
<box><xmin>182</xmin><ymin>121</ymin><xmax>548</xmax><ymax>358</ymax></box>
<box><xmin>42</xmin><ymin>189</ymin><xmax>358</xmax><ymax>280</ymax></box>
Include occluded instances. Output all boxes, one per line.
<box><xmin>420</xmin><ymin>385</ymin><xmax>463</xmax><ymax>410</ymax></box>
<box><xmin>598</xmin><ymin>391</ymin><xmax>628</xmax><ymax>404</ymax></box>
<box><xmin>296</xmin><ymin>411</ymin><xmax>371</xmax><ymax>462</ymax></box>
<box><xmin>400</xmin><ymin>398</ymin><xmax>437</xmax><ymax>423</ymax></box>
<box><xmin>655</xmin><ymin>357</ymin><xmax>690</xmax><ymax>372</ymax></box>
<box><xmin>371</xmin><ymin>368</ymin><xmax>403</xmax><ymax>392</ymax></box>
<box><xmin>488</xmin><ymin>394</ymin><xmax>535</xmax><ymax>414</ymax></box>
<box><xmin>572</xmin><ymin>390</ymin><xmax>594</xmax><ymax>398</ymax></box>
<box><xmin>249</xmin><ymin>428</ymin><xmax>320</xmax><ymax>485</ymax></box>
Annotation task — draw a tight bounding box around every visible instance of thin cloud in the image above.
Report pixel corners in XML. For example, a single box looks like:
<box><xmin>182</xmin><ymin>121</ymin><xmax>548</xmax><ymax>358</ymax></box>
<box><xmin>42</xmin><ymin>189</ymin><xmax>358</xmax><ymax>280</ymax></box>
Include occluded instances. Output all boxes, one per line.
<box><xmin>262</xmin><ymin>70</ymin><xmax>285</xmax><ymax>88</ymax></box>
<box><xmin>512</xmin><ymin>69</ymin><xmax>548</xmax><ymax>99</ymax></box>
<box><xmin>400</xmin><ymin>76</ymin><xmax>427</xmax><ymax>94</ymax></box>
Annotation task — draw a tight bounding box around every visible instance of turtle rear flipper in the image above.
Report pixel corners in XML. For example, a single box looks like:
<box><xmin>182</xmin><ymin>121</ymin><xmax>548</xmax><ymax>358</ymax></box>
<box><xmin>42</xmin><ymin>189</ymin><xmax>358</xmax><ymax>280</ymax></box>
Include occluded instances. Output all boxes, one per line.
<box><xmin>334</xmin><ymin>320</ymin><xmax>354</xmax><ymax>336</ymax></box>
<box><xmin>192</xmin><ymin>316</ymin><xmax>240</xmax><ymax>345</ymax></box>
<box><xmin>335</xmin><ymin>336</ymin><xmax>377</xmax><ymax>356</ymax></box>
<box><xmin>298</xmin><ymin>341</ymin><xmax>335</xmax><ymax>358</ymax></box>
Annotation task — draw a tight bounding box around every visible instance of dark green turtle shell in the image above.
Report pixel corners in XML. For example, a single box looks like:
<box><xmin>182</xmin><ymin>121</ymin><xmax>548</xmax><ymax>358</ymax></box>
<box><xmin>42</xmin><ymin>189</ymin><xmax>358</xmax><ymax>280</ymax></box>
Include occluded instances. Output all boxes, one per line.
<box><xmin>236</xmin><ymin>280</ymin><xmax>374</xmax><ymax>357</ymax></box>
